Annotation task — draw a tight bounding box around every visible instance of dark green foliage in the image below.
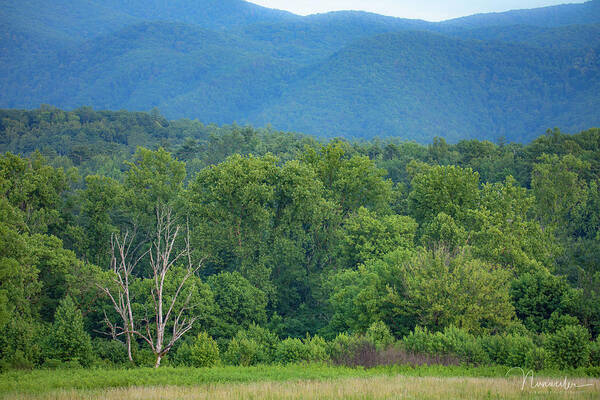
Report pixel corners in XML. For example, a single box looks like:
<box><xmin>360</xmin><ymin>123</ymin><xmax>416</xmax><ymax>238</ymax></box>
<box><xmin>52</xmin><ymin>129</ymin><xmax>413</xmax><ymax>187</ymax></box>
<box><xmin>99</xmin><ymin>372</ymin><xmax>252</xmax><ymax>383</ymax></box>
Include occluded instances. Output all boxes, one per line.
<box><xmin>92</xmin><ymin>338</ymin><xmax>129</xmax><ymax>367</ymax></box>
<box><xmin>207</xmin><ymin>272</ymin><xmax>268</xmax><ymax>340</ymax></box>
<box><xmin>510</xmin><ymin>271</ymin><xmax>579</xmax><ymax>334</ymax></box>
<box><xmin>44</xmin><ymin>297</ymin><xmax>93</xmax><ymax>367</ymax></box>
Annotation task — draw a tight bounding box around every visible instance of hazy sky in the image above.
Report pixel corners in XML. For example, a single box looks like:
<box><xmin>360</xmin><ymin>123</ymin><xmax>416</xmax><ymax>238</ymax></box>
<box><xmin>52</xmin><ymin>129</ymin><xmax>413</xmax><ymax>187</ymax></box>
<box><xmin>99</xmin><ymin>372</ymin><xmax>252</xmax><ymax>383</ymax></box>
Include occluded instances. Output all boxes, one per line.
<box><xmin>249</xmin><ymin>0</ymin><xmax>586</xmax><ymax>21</ymax></box>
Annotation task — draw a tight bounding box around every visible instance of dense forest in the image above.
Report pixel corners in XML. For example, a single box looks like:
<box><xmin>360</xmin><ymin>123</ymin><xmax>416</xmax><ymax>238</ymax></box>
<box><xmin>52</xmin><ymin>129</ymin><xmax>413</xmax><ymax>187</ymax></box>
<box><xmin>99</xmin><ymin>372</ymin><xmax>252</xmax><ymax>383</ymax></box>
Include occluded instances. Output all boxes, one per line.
<box><xmin>1</xmin><ymin>0</ymin><xmax>599</xmax><ymax>142</ymax></box>
<box><xmin>0</xmin><ymin>107</ymin><xmax>599</xmax><ymax>371</ymax></box>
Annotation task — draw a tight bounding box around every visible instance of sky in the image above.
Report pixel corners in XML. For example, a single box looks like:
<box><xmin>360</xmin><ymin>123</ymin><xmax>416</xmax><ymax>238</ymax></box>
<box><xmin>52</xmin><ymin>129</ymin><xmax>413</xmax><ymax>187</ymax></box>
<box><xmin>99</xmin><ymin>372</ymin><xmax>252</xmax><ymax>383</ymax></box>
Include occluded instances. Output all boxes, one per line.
<box><xmin>249</xmin><ymin>0</ymin><xmax>587</xmax><ymax>21</ymax></box>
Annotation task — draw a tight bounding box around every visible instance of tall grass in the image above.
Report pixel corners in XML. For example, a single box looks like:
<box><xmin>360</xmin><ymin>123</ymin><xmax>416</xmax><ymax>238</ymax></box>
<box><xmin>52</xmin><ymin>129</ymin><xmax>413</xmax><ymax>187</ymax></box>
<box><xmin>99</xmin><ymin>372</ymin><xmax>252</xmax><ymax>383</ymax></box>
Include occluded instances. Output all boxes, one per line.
<box><xmin>1</xmin><ymin>364</ymin><xmax>597</xmax><ymax>396</ymax></box>
<box><xmin>2</xmin><ymin>375</ymin><xmax>598</xmax><ymax>400</ymax></box>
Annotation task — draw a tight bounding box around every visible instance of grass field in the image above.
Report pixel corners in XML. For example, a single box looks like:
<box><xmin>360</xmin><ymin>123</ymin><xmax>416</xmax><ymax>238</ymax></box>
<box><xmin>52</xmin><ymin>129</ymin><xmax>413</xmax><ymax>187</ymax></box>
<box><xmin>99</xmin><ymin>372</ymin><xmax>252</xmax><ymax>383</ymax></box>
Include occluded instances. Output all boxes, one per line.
<box><xmin>1</xmin><ymin>365</ymin><xmax>598</xmax><ymax>399</ymax></box>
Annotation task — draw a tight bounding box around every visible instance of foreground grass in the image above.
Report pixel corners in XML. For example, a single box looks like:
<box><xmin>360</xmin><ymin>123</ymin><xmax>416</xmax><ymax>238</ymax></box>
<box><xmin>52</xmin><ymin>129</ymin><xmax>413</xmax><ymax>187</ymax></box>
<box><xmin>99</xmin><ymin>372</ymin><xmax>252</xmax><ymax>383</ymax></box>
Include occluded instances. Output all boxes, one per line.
<box><xmin>2</xmin><ymin>375</ymin><xmax>599</xmax><ymax>400</ymax></box>
<box><xmin>1</xmin><ymin>365</ymin><xmax>598</xmax><ymax>399</ymax></box>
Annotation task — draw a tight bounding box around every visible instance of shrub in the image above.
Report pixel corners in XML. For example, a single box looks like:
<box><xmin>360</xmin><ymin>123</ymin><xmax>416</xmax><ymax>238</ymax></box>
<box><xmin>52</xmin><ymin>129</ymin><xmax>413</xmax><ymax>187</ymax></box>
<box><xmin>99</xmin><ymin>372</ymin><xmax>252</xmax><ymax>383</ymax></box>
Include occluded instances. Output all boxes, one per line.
<box><xmin>545</xmin><ymin>325</ymin><xmax>591</xmax><ymax>369</ymax></box>
<box><xmin>243</xmin><ymin>324</ymin><xmax>279</xmax><ymax>363</ymax></box>
<box><xmin>92</xmin><ymin>338</ymin><xmax>129</xmax><ymax>366</ymax></box>
<box><xmin>590</xmin><ymin>337</ymin><xmax>600</xmax><ymax>367</ymax></box>
<box><xmin>439</xmin><ymin>326</ymin><xmax>489</xmax><ymax>365</ymax></box>
<box><xmin>189</xmin><ymin>332</ymin><xmax>220</xmax><ymax>367</ymax></box>
<box><xmin>327</xmin><ymin>333</ymin><xmax>363</xmax><ymax>364</ymax></box>
<box><xmin>525</xmin><ymin>347</ymin><xmax>548</xmax><ymax>371</ymax></box>
<box><xmin>222</xmin><ymin>326</ymin><xmax>278</xmax><ymax>366</ymax></box>
<box><xmin>304</xmin><ymin>335</ymin><xmax>328</xmax><ymax>362</ymax></box>
<box><xmin>133</xmin><ymin>348</ymin><xmax>156</xmax><ymax>368</ymax></box>
<box><xmin>275</xmin><ymin>338</ymin><xmax>310</xmax><ymax>364</ymax></box>
<box><xmin>223</xmin><ymin>336</ymin><xmax>262</xmax><ymax>366</ymax></box>
<box><xmin>366</xmin><ymin>321</ymin><xmax>394</xmax><ymax>350</ymax></box>
<box><xmin>402</xmin><ymin>326</ymin><xmax>444</xmax><ymax>354</ymax></box>
<box><xmin>45</xmin><ymin>297</ymin><xmax>94</xmax><ymax>367</ymax></box>
<box><xmin>479</xmin><ymin>334</ymin><xmax>535</xmax><ymax>367</ymax></box>
<box><xmin>402</xmin><ymin>326</ymin><xmax>488</xmax><ymax>365</ymax></box>
<box><xmin>175</xmin><ymin>332</ymin><xmax>220</xmax><ymax>367</ymax></box>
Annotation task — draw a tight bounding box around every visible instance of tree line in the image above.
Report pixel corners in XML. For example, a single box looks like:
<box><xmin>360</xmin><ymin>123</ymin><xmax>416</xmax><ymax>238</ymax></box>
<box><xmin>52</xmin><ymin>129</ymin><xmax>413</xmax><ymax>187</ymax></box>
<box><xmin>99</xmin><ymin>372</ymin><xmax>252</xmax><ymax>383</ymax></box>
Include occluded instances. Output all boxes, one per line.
<box><xmin>0</xmin><ymin>108</ymin><xmax>599</xmax><ymax>370</ymax></box>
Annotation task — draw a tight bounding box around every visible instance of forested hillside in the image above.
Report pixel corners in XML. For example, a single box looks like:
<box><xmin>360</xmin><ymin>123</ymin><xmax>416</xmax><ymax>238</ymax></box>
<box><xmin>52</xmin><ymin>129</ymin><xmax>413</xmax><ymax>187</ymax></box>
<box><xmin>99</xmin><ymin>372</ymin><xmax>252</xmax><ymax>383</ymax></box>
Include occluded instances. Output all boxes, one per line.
<box><xmin>1</xmin><ymin>0</ymin><xmax>599</xmax><ymax>142</ymax></box>
<box><xmin>1</xmin><ymin>107</ymin><xmax>599</xmax><ymax>370</ymax></box>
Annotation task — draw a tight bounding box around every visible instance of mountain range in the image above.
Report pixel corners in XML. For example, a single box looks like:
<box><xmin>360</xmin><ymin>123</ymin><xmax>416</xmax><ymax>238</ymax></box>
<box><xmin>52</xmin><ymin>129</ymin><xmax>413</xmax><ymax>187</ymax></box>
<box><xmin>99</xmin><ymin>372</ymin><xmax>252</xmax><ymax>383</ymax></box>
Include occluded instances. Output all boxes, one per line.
<box><xmin>1</xmin><ymin>0</ymin><xmax>599</xmax><ymax>142</ymax></box>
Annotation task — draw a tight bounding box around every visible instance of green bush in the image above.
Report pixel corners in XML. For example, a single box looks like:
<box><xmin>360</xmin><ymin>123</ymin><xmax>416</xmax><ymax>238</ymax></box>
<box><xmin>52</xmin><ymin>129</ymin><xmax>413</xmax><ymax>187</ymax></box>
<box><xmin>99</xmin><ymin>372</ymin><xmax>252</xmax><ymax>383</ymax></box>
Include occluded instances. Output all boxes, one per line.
<box><xmin>222</xmin><ymin>325</ymin><xmax>280</xmax><ymax>366</ymax></box>
<box><xmin>439</xmin><ymin>326</ymin><xmax>489</xmax><ymax>365</ymax></box>
<box><xmin>223</xmin><ymin>336</ymin><xmax>262</xmax><ymax>366</ymax></box>
<box><xmin>275</xmin><ymin>338</ymin><xmax>310</xmax><ymax>364</ymax></box>
<box><xmin>92</xmin><ymin>338</ymin><xmax>129</xmax><ymax>366</ymax></box>
<box><xmin>189</xmin><ymin>332</ymin><xmax>220</xmax><ymax>367</ymax></box>
<box><xmin>243</xmin><ymin>324</ymin><xmax>279</xmax><ymax>363</ymax></box>
<box><xmin>403</xmin><ymin>326</ymin><xmax>488</xmax><ymax>365</ymax></box>
<box><xmin>545</xmin><ymin>325</ymin><xmax>591</xmax><ymax>369</ymax></box>
<box><xmin>366</xmin><ymin>321</ymin><xmax>394</xmax><ymax>350</ymax></box>
<box><xmin>543</xmin><ymin>312</ymin><xmax>580</xmax><ymax>334</ymax></box>
<box><xmin>44</xmin><ymin>297</ymin><xmax>94</xmax><ymax>367</ymax></box>
<box><xmin>133</xmin><ymin>348</ymin><xmax>156</xmax><ymax>368</ymax></box>
<box><xmin>525</xmin><ymin>347</ymin><xmax>548</xmax><ymax>371</ymax></box>
<box><xmin>174</xmin><ymin>332</ymin><xmax>220</xmax><ymax>367</ymax></box>
<box><xmin>479</xmin><ymin>334</ymin><xmax>535</xmax><ymax>366</ymax></box>
<box><xmin>304</xmin><ymin>335</ymin><xmax>328</xmax><ymax>362</ymax></box>
<box><xmin>327</xmin><ymin>333</ymin><xmax>363</xmax><ymax>363</ymax></box>
<box><xmin>590</xmin><ymin>337</ymin><xmax>600</xmax><ymax>367</ymax></box>
<box><xmin>402</xmin><ymin>326</ymin><xmax>445</xmax><ymax>354</ymax></box>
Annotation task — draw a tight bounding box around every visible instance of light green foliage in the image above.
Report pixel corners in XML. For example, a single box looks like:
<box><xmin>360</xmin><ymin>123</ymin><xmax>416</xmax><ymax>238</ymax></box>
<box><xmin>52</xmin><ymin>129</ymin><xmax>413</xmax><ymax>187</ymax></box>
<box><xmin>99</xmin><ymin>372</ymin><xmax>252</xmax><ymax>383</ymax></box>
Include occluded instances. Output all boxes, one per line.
<box><xmin>401</xmin><ymin>249</ymin><xmax>515</xmax><ymax>335</ymax></box>
<box><xmin>339</xmin><ymin>207</ymin><xmax>417</xmax><ymax>267</ymax></box>
<box><xmin>326</xmin><ymin>333</ymin><xmax>363</xmax><ymax>363</ymax></box>
<box><xmin>223</xmin><ymin>324</ymin><xmax>279</xmax><ymax>366</ymax></box>
<box><xmin>0</xmin><ymin>152</ymin><xmax>69</xmax><ymax>234</ymax></box>
<box><xmin>402</xmin><ymin>326</ymin><xmax>489</xmax><ymax>365</ymax></box>
<box><xmin>532</xmin><ymin>154</ymin><xmax>590</xmax><ymax>228</ymax></box>
<box><xmin>420</xmin><ymin>212</ymin><xmax>466</xmax><ymax>251</ymax></box>
<box><xmin>366</xmin><ymin>321</ymin><xmax>394</xmax><ymax>350</ymax></box>
<box><xmin>524</xmin><ymin>347</ymin><xmax>548</xmax><ymax>371</ymax></box>
<box><xmin>328</xmin><ymin>248</ymin><xmax>514</xmax><ymax>337</ymax></box>
<box><xmin>408</xmin><ymin>164</ymin><xmax>480</xmax><ymax>224</ymax></box>
<box><xmin>472</xmin><ymin>176</ymin><xmax>557</xmax><ymax>274</ymax></box>
<box><xmin>224</xmin><ymin>335</ymin><xmax>263</xmax><ymax>366</ymax></box>
<box><xmin>545</xmin><ymin>325</ymin><xmax>591</xmax><ymax>369</ymax></box>
<box><xmin>326</xmin><ymin>248</ymin><xmax>415</xmax><ymax>337</ymax></box>
<box><xmin>302</xmin><ymin>143</ymin><xmax>393</xmax><ymax>215</ymax></box>
<box><xmin>45</xmin><ymin>296</ymin><xmax>93</xmax><ymax>367</ymax></box>
<box><xmin>275</xmin><ymin>338</ymin><xmax>309</xmax><ymax>364</ymax></box>
<box><xmin>125</xmin><ymin>147</ymin><xmax>186</xmax><ymax>211</ymax></box>
<box><xmin>175</xmin><ymin>332</ymin><xmax>220</xmax><ymax>368</ymax></box>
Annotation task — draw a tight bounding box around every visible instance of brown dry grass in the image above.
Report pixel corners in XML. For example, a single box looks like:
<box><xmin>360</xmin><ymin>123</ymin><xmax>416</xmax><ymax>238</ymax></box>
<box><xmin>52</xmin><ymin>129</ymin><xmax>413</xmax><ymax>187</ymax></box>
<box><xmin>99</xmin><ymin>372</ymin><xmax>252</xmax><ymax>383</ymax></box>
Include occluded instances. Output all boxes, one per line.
<box><xmin>4</xmin><ymin>375</ymin><xmax>598</xmax><ymax>400</ymax></box>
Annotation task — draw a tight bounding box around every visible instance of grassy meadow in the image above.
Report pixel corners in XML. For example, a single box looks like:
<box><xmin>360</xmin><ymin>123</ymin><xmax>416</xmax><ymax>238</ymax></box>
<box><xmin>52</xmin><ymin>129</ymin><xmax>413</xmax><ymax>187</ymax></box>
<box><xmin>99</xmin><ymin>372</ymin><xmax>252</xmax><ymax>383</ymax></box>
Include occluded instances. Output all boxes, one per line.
<box><xmin>1</xmin><ymin>365</ymin><xmax>598</xmax><ymax>400</ymax></box>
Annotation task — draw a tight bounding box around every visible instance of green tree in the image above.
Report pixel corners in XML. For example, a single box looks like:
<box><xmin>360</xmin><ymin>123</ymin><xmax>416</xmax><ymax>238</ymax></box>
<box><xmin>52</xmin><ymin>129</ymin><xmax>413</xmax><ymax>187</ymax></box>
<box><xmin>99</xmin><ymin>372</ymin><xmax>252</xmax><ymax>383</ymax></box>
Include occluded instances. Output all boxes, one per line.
<box><xmin>46</xmin><ymin>296</ymin><xmax>93</xmax><ymax>366</ymax></box>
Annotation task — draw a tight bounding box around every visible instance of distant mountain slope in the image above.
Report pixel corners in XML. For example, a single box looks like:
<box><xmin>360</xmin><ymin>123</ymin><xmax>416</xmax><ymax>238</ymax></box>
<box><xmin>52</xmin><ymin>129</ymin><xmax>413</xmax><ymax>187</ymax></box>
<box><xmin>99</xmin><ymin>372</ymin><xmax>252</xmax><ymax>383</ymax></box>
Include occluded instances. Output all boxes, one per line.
<box><xmin>0</xmin><ymin>22</ymin><xmax>299</xmax><ymax>124</ymax></box>
<box><xmin>1</xmin><ymin>0</ymin><xmax>599</xmax><ymax>142</ymax></box>
<box><xmin>448</xmin><ymin>24</ymin><xmax>600</xmax><ymax>51</ymax></box>
<box><xmin>249</xmin><ymin>31</ymin><xmax>599</xmax><ymax>142</ymax></box>
<box><xmin>441</xmin><ymin>0</ymin><xmax>600</xmax><ymax>29</ymax></box>
<box><xmin>0</xmin><ymin>0</ymin><xmax>297</xmax><ymax>43</ymax></box>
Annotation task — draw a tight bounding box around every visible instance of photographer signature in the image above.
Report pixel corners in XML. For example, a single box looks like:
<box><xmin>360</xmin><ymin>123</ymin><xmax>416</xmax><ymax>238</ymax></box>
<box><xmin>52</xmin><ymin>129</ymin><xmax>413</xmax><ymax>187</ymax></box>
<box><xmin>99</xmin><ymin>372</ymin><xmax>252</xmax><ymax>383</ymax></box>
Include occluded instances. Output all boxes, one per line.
<box><xmin>506</xmin><ymin>367</ymin><xmax>595</xmax><ymax>391</ymax></box>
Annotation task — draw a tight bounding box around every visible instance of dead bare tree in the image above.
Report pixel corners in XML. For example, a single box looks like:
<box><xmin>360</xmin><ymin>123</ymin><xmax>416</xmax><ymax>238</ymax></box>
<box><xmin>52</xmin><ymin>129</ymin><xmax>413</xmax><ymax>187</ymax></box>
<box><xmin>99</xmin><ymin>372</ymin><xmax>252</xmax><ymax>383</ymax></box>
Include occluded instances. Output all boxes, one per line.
<box><xmin>99</xmin><ymin>229</ymin><xmax>146</xmax><ymax>362</ymax></box>
<box><xmin>101</xmin><ymin>205</ymin><xmax>204</xmax><ymax>368</ymax></box>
